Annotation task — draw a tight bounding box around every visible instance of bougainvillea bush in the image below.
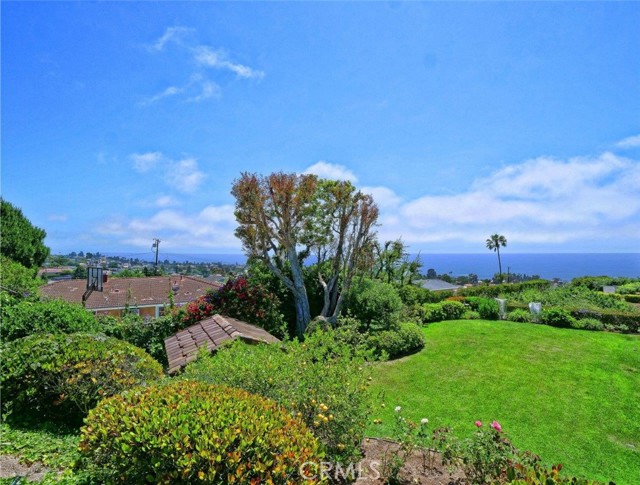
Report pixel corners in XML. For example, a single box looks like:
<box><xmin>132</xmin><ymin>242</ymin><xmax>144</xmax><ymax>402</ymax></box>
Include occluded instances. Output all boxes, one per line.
<box><xmin>181</xmin><ymin>276</ymin><xmax>287</xmax><ymax>338</ymax></box>
<box><xmin>77</xmin><ymin>380</ymin><xmax>324</xmax><ymax>484</ymax></box>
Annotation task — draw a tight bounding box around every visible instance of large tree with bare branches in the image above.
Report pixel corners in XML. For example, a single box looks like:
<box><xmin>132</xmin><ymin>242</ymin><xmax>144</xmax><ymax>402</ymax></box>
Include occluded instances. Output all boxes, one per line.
<box><xmin>231</xmin><ymin>172</ymin><xmax>378</xmax><ymax>336</ymax></box>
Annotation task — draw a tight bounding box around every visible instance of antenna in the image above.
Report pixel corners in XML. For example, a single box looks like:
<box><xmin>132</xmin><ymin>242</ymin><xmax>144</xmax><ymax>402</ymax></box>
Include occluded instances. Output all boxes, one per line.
<box><xmin>152</xmin><ymin>238</ymin><xmax>161</xmax><ymax>267</ymax></box>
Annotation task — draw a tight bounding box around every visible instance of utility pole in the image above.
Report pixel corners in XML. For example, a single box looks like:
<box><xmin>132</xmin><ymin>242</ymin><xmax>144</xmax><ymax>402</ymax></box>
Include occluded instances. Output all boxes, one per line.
<box><xmin>152</xmin><ymin>239</ymin><xmax>161</xmax><ymax>268</ymax></box>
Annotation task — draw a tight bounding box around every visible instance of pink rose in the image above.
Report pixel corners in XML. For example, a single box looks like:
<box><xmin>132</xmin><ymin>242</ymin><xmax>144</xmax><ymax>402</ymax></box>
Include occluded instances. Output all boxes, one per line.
<box><xmin>490</xmin><ymin>420</ymin><xmax>502</xmax><ymax>432</ymax></box>
<box><xmin>475</xmin><ymin>421</ymin><xmax>482</xmax><ymax>427</ymax></box>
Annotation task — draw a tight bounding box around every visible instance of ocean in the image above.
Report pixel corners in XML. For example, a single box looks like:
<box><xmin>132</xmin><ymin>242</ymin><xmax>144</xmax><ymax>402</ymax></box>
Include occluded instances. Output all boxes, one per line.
<box><xmin>110</xmin><ymin>252</ymin><xmax>640</xmax><ymax>281</ymax></box>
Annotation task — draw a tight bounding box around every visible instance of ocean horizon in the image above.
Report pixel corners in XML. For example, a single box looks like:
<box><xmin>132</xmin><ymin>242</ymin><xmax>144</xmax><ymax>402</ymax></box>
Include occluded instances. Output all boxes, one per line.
<box><xmin>106</xmin><ymin>252</ymin><xmax>640</xmax><ymax>281</ymax></box>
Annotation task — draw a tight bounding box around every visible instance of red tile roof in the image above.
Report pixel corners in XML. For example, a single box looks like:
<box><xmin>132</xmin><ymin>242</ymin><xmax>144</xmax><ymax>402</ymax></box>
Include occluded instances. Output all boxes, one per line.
<box><xmin>39</xmin><ymin>275</ymin><xmax>222</xmax><ymax>310</ymax></box>
<box><xmin>164</xmin><ymin>314</ymin><xmax>280</xmax><ymax>374</ymax></box>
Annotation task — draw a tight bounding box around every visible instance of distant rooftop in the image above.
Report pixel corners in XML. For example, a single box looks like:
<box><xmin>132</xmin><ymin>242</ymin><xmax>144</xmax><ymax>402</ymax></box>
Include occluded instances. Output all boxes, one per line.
<box><xmin>418</xmin><ymin>279</ymin><xmax>462</xmax><ymax>291</ymax></box>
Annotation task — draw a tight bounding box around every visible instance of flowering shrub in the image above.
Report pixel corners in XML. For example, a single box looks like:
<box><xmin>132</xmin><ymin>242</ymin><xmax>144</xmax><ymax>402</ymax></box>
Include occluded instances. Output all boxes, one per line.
<box><xmin>380</xmin><ymin>407</ymin><xmax>432</xmax><ymax>484</ymax></box>
<box><xmin>1</xmin><ymin>333</ymin><xmax>163</xmax><ymax>424</ymax></box>
<box><xmin>182</xmin><ymin>329</ymin><xmax>371</xmax><ymax>464</ymax></box>
<box><xmin>78</xmin><ymin>380</ymin><xmax>324</xmax><ymax>484</ymax></box>
<box><xmin>181</xmin><ymin>276</ymin><xmax>287</xmax><ymax>338</ymax></box>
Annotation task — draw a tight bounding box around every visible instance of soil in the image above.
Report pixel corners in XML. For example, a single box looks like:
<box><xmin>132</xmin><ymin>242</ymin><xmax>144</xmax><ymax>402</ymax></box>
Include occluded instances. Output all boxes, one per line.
<box><xmin>0</xmin><ymin>454</ymin><xmax>51</xmax><ymax>482</ymax></box>
<box><xmin>356</xmin><ymin>438</ymin><xmax>467</xmax><ymax>485</ymax></box>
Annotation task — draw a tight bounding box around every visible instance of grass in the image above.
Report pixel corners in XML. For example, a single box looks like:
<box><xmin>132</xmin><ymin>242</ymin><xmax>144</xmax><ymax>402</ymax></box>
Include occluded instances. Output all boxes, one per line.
<box><xmin>367</xmin><ymin>320</ymin><xmax>640</xmax><ymax>485</ymax></box>
<box><xmin>0</xmin><ymin>419</ymin><xmax>80</xmax><ymax>484</ymax></box>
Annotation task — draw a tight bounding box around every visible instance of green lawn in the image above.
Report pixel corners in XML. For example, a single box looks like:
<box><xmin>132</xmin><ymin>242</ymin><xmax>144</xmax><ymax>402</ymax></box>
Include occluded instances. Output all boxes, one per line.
<box><xmin>367</xmin><ymin>320</ymin><xmax>640</xmax><ymax>485</ymax></box>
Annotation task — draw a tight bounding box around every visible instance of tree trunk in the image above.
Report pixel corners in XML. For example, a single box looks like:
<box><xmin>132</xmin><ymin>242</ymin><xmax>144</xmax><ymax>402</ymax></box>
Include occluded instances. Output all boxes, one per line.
<box><xmin>497</xmin><ymin>247</ymin><xmax>503</xmax><ymax>277</ymax></box>
<box><xmin>288</xmin><ymin>250</ymin><xmax>311</xmax><ymax>337</ymax></box>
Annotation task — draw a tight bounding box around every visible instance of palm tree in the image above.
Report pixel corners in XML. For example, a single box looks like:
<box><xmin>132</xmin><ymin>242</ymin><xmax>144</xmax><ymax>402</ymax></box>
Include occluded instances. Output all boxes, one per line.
<box><xmin>486</xmin><ymin>234</ymin><xmax>507</xmax><ymax>279</ymax></box>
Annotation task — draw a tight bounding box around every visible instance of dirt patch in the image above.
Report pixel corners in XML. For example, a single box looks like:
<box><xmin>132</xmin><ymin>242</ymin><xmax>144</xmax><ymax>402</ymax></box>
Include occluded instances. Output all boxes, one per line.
<box><xmin>357</xmin><ymin>437</ymin><xmax>466</xmax><ymax>485</ymax></box>
<box><xmin>0</xmin><ymin>454</ymin><xmax>51</xmax><ymax>482</ymax></box>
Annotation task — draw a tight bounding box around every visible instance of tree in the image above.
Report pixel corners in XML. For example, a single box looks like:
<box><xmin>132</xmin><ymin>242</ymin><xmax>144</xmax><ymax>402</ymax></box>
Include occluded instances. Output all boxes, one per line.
<box><xmin>232</xmin><ymin>172</ymin><xmax>378</xmax><ymax>336</ymax></box>
<box><xmin>0</xmin><ymin>199</ymin><xmax>50</xmax><ymax>270</ymax></box>
<box><xmin>369</xmin><ymin>239</ymin><xmax>421</xmax><ymax>286</ymax></box>
<box><xmin>486</xmin><ymin>234</ymin><xmax>507</xmax><ymax>278</ymax></box>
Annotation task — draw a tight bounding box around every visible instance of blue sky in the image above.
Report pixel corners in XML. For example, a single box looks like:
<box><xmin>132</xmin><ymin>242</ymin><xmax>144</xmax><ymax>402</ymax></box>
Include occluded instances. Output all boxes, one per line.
<box><xmin>2</xmin><ymin>2</ymin><xmax>639</xmax><ymax>255</ymax></box>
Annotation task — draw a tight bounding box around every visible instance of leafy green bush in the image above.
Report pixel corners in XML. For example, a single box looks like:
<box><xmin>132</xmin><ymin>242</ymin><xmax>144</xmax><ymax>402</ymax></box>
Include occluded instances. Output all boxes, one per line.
<box><xmin>623</xmin><ymin>294</ymin><xmax>640</xmax><ymax>304</ymax></box>
<box><xmin>366</xmin><ymin>322</ymin><xmax>425</xmax><ymax>360</ymax></box>
<box><xmin>458</xmin><ymin>280</ymin><xmax>551</xmax><ymax>298</ymax></box>
<box><xmin>568</xmin><ymin>308</ymin><xmax>639</xmax><ymax>333</ymax></box>
<box><xmin>570</xmin><ymin>275</ymin><xmax>637</xmax><ymax>291</ymax></box>
<box><xmin>465</xmin><ymin>297</ymin><xmax>500</xmax><ymax>320</ymax></box>
<box><xmin>616</xmin><ymin>282</ymin><xmax>640</xmax><ymax>294</ymax></box>
<box><xmin>0</xmin><ymin>255</ymin><xmax>43</xmax><ymax>306</ymax></box>
<box><xmin>182</xmin><ymin>329</ymin><xmax>371</xmax><ymax>463</ymax></box>
<box><xmin>539</xmin><ymin>308</ymin><xmax>577</xmax><ymax>328</ymax></box>
<box><xmin>398</xmin><ymin>285</ymin><xmax>450</xmax><ymax>305</ymax></box>
<box><xmin>1</xmin><ymin>333</ymin><xmax>163</xmax><ymax>424</ymax></box>
<box><xmin>462</xmin><ymin>310</ymin><xmax>481</xmax><ymax>320</ymax></box>
<box><xmin>570</xmin><ymin>317</ymin><xmax>604</xmax><ymax>331</ymax></box>
<box><xmin>507</xmin><ymin>309</ymin><xmax>532</xmax><ymax>323</ymax></box>
<box><xmin>78</xmin><ymin>380</ymin><xmax>323</xmax><ymax>484</ymax></box>
<box><xmin>440</xmin><ymin>300</ymin><xmax>466</xmax><ymax>320</ymax></box>
<box><xmin>345</xmin><ymin>278</ymin><xmax>403</xmax><ymax>331</ymax></box>
<box><xmin>1</xmin><ymin>298</ymin><xmax>101</xmax><ymax>342</ymax></box>
<box><xmin>101</xmin><ymin>313</ymin><xmax>179</xmax><ymax>366</ymax></box>
<box><xmin>419</xmin><ymin>303</ymin><xmax>447</xmax><ymax>323</ymax></box>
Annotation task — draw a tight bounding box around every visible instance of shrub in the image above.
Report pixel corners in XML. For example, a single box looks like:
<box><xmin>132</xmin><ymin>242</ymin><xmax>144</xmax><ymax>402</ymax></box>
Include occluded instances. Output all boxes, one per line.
<box><xmin>570</xmin><ymin>317</ymin><xmax>604</xmax><ymax>331</ymax></box>
<box><xmin>78</xmin><ymin>380</ymin><xmax>323</xmax><ymax>484</ymax></box>
<box><xmin>539</xmin><ymin>308</ymin><xmax>577</xmax><ymax>328</ymax></box>
<box><xmin>1</xmin><ymin>333</ymin><xmax>163</xmax><ymax>424</ymax></box>
<box><xmin>181</xmin><ymin>276</ymin><xmax>288</xmax><ymax>338</ymax></box>
<box><xmin>101</xmin><ymin>313</ymin><xmax>179</xmax><ymax>366</ymax></box>
<box><xmin>420</xmin><ymin>303</ymin><xmax>446</xmax><ymax>323</ymax></box>
<box><xmin>345</xmin><ymin>279</ymin><xmax>403</xmax><ymax>331</ymax></box>
<box><xmin>622</xmin><ymin>294</ymin><xmax>640</xmax><ymax>304</ymax></box>
<box><xmin>182</xmin><ymin>329</ymin><xmax>371</xmax><ymax>463</ymax></box>
<box><xmin>440</xmin><ymin>300</ymin><xmax>466</xmax><ymax>320</ymax></box>
<box><xmin>0</xmin><ymin>255</ymin><xmax>43</xmax><ymax>306</ymax></box>
<box><xmin>366</xmin><ymin>322</ymin><xmax>425</xmax><ymax>360</ymax></box>
<box><xmin>1</xmin><ymin>298</ymin><xmax>101</xmax><ymax>342</ymax></box>
<box><xmin>507</xmin><ymin>309</ymin><xmax>532</xmax><ymax>323</ymax></box>
<box><xmin>398</xmin><ymin>285</ymin><xmax>451</xmax><ymax>305</ymax></box>
<box><xmin>466</xmin><ymin>297</ymin><xmax>500</xmax><ymax>320</ymax></box>
<box><xmin>462</xmin><ymin>310</ymin><xmax>481</xmax><ymax>320</ymax></box>
<box><xmin>616</xmin><ymin>282</ymin><xmax>640</xmax><ymax>294</ymax></box>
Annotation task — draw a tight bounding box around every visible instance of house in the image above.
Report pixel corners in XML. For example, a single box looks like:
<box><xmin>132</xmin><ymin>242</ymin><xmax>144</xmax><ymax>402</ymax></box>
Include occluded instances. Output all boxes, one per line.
<box><xmin>164</xmin><ymin>314</ymin><xmax>281</xmax><ymax>374</ymax></box>
<box><xmin>418</xmin><ymin>279</ymin><xmax>461</xmax><ymax>292</ymax></box>
<box><xmin>40</xmin><ymin>274</ymin><xmax>222</xmax><ymax>319</ymax></box>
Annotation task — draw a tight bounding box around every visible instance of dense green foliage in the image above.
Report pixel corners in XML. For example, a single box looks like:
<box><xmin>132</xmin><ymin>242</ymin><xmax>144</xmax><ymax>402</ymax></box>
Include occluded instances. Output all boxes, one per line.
<box><xmin>344</xmin><ymin>278</ymin><xmax>403</xmax><ymax>331</ymax></box>
<box><xmin>78</xmin><ymin>380</ymin><xmax>323</xmax><ymax>484</ymax></box>
<box><xmin>101</xmin><ymin>313</ymin><xmax>179</xmax><ymax>366</ymax></box>
<box><xmin>1</xmin><ymin>333</ymin><xmax>163</xmax><ymax>424</ymax></box>
<box><xmin>458</xmin><ymin>279</ymin><xmax>551</xmax><ymax>298</ymax></box>
<box><xmin>0</xmin><ymin>199</ymin><xmax>50</xmax><ymax>269</ymax></box>
<box><xmin>182</xmin><ymin>329</ymin><xmax>371</xmax><ymax>463</ymax></box>
<box><xmin>368</xmin><ymin>321</ymin><xmax>640</xmax><ymax>484</ymax></box>
<box><xmin>1</xmin><ymin>298</ymin><xmax>101</xmax><ymax>342</ymax></box>
<box><xmin>365</xmin><ymin>321</ymin><xmax>425</xmax><ymax>359</ymax></box>
<box><xmin>570</xmin><ymin>276</ymin><xmax>639</xmax><ymax>291</ymax></box>
<box><xmin>0</xmin><ymin>255</ymin><xmax>43</xmax><ymax>306</ymax></box>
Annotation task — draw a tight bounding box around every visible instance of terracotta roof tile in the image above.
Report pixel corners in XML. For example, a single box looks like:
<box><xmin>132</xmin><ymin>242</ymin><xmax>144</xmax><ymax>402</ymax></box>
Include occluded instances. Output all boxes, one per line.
<box><xmin>39</xmin><ymin>275</ymin><xmax>222</xmax><ymax>310</ymax></box>
<box><xmin>165</xmin><ymin>314</ymin><xmax>280</xmax><ymax>374</ymax></box>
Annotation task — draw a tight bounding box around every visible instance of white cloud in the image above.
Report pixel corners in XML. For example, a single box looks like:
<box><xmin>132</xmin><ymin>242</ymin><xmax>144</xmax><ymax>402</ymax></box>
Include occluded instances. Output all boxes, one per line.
<box><xmin>103</xmin><ymin>205</ymin><xmax>239</xmax><ymax>251</ymax></box>
<box><xmin>151</xmin><ymin>26</ymin><xmax>193</xmax><ymax>51</ymax></box>
<box><xmin>193</xmin><ymin>46</ymin><xmax>264</xmax><ymax>79</ymax></box>
<box><xmin>360</xmin><ymin>186</ymin><xmax>401</xmax><ymax>209</ymax></box>
<box><xmin>154</xmin><ymin>195</ymin><xmax>179</xmax><ymax>208</ymax></box>
<box><xmin>616</xmin><ymin>134</ymin><xmax>640</xmax><ymax>149</ymax></box>
<box><xmin>130</xmin><ymin>152</ymin><xmax>163</xmax><ymax>173</ymax></box>
<box><xmin>168</xmin><ymin>158</ymin><xmax>207</xmax><ymax>193</ymax></box>
<box><xmin>384</xmin><ymin>152</ymin><xmax>640</xmax><ymax>248</ymax></box>
<box><xmin>142</xmin><ymin>27</ymin><xmax>263</xmax><ymax>106</ymax></box>
<box><xmin>140</xmin><ymin>86</ymin><xmax>182</xmax><ymax>106</ymax></box>
<box><xmin>187</xmin><ymin>80</ymin><xmax>220</xmax><ymax>102</ymax></box>
<box><xmin>304</xmin><ymin>161</ymin><xmax>358</xmax><ymax>183</ymax></box>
